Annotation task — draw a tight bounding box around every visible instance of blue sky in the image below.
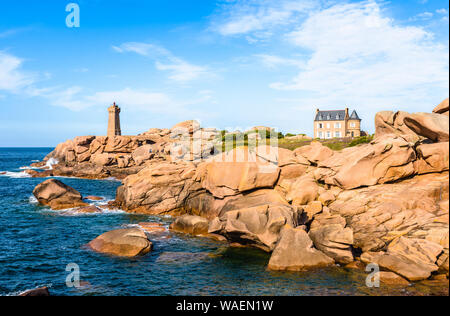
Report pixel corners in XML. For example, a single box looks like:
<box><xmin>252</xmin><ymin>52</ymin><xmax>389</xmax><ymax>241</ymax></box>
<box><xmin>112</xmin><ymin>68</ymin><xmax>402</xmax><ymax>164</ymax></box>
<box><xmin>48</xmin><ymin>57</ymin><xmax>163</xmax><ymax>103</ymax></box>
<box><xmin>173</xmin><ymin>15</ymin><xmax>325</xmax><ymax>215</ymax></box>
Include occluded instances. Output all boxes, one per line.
<box><xmin>0</xmin><ymin>0</ymin><xmax>448</xmax><ymax>147</ymax></box>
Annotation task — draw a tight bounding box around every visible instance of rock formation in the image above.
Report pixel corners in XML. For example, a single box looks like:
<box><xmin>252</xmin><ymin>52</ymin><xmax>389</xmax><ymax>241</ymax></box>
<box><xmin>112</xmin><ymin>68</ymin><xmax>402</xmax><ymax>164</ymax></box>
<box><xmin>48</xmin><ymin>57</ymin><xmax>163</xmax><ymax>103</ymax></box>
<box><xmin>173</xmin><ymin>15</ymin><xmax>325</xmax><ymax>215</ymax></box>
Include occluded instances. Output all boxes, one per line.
<box><xmin>32</xmin><ymin>98</ymin><xmax>450</xmax><ymax>282</ymax></box>
<box><xmin>88</xmin><ymin>228</ymin><xmax>153</xmax><ymax>257</ymax></box>
<box><xmin>33</xmin><ymin>179</ymin><xmax>88</xmax><ymax>210</ymax></box>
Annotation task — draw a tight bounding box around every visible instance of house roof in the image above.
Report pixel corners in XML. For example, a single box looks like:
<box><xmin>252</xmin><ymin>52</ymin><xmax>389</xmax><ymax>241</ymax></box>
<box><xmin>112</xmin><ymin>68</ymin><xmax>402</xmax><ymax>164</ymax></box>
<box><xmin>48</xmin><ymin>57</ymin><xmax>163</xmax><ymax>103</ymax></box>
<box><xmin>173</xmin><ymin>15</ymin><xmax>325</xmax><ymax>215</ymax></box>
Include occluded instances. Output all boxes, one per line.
<box><xmin>315</xmin><ymin>110</ymin><xmax>346</xmax><ymax>121</ymax></box>
<box><xmin>349</xmin><ymin>110</ymin><xmax>361</xmax><ymax>121</ymax></box>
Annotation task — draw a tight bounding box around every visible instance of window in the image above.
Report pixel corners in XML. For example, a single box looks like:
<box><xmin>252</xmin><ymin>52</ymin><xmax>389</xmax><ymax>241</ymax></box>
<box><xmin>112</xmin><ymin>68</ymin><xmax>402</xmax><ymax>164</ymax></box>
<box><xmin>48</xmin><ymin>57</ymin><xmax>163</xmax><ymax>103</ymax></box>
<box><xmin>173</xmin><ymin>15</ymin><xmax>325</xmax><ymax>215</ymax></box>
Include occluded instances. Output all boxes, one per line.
<box><xmin>327</xmin><ymin>131</ymin><xmax>331</xmax><ymax>139</ymax></box>
<box><xmin>318</xmin><ymin>123</ymin><xmax>323</xmax><ymax>129</ymax></box>
<box><xmin>318</xmin><ymin>132</ymin><xmax>323</xmax><ymax>139</ymax></box>
<box><xmin>350</xmin><ymin>122</ymin><xmax>356</xmax><ymax>128</ymax></box>
<box><xmin>327</xmin><ymin>123</ymin><xmax>330</xmax><ymax>129</ymax></box>
<box><xmin>335</xmin><ymin>122</ymin><xmax>341</xmax><ymax>129</ymax></box>
<box><xmin>335</xmin><ymin>131</ymin><xmax>341</xmax><ymax>138</ymax></box>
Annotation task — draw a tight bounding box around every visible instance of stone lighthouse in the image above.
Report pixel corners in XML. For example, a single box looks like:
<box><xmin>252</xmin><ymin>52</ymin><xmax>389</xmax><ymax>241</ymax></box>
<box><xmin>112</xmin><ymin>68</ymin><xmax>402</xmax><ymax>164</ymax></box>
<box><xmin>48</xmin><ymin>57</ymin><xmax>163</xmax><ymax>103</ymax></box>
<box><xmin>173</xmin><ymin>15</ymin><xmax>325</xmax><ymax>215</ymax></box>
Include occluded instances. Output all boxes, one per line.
<box><xmin>107</xmin><ymin>102</ymin><xmax>122</xmax><ymax>136</ymax></box>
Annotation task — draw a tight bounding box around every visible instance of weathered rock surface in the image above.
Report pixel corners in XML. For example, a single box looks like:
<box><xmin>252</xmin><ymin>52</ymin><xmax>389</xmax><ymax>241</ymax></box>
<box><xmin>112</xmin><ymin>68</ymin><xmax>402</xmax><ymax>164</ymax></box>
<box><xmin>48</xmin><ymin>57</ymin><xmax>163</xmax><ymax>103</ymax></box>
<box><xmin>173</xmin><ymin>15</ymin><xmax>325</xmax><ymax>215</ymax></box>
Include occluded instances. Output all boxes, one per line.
<box><xmin>88</xmin><ymin>228</ymin><xmax>152</xmax><ymax>257</ymax></box>
<box><xmin>32</xmin><ymin>179</ymin><xmax>88</xmax><ymax>210</ymax></box>
<box><xmin>379</xmin><ymin>272</ymin><xmax>410</xmax><ymax>286</ymax></box>
<box><xmin>19</xmin><ymin>286</ymin><xmax>50</xmax><ymax>296</ymax></box>
<box><xmin>309</xmin><ymin>214</ymin><xmax>354</xmax><ymax>264</ymax></box>
<box><xmin>403</xmin><ymin>113</ymin><xmax>449</xmax><ymax>143</ymax></box>
<box><xmin>285</xmin><ymin>174</ymin><xmax>319</xmax><ymax>206</ymax></box>
<box><xmin>115</xmin><ymin>161</ymin><xmax>198</xmax><ymax>215</ymax></box>
<box><xmin>294</xmin><ymin>141</ymin><xmax>334</xmax><ymax>165</ymax></box>
<box><xmin>316</xmin><ymin>135</ymin><xmax>417</xmax><ymax>190</ymax></box>
<box><xmin>433</xmin><ymin>98</ymin><xmax>449</xmax><ymax>116</ymax></box>
<box><xmin>170</xmin><ymin>215</ymin><xmax>209</xmax><ymax>236</ymax></box>
<box><xmin>268</xmin><ymin>226</ymin><xmax>334</xmax><ymax>271</ymax></box>
<box><xmin>200</xmin><ymin>162</ymin><xmax>280</xmax><ymax>198</ymax></box>
<box><xmin>209</xmin><ymin>204</ymin><xmax>297</xmax><ymax>252</ymax></box>
<box><xmin>361</xmin><ymin>237</ymin><xmax>443</xmax><ymax>281</ymax></box>
<box><xmin>329</xmin><ymin>172</ymin><xmax>448</xmax><ymax>252</ymax></box>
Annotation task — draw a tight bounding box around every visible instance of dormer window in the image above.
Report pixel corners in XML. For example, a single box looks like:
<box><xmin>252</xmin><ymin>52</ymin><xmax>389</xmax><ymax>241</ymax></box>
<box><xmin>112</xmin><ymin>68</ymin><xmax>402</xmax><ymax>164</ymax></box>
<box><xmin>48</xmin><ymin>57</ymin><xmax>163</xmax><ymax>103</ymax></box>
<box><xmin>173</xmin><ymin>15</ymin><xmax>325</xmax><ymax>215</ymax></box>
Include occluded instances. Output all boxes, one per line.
<box><xmin>327</xmin><ymin>114</ymin><xmax>331</xmax><ymax>120</ymax></box>
<box><xmin>336</xmin><ymin>114</ymin><xmax>339</xmax><ymax>120</ymax></box>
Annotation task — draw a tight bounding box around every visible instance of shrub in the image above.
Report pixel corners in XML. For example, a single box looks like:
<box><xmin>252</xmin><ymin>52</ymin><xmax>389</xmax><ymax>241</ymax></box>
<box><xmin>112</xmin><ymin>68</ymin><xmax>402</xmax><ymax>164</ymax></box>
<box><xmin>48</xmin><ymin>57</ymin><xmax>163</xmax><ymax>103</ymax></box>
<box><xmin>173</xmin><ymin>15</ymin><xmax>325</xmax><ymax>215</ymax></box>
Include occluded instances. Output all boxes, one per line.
<box><xmin>348</xmin><ymin>135</ymin><xmax>374</xmax><ymax>147</ymax></box>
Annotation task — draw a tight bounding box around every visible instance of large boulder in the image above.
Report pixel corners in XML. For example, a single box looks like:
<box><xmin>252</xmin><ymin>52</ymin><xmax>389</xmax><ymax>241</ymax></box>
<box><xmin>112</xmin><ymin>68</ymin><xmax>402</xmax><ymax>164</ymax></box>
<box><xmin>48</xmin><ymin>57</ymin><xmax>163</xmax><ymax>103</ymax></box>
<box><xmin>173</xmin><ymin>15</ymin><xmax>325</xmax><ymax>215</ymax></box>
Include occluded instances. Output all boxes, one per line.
<box><xmin>403</xmin><ymin>113</ymin><xmax>449</xmax><ymax>143</ymax></box>
<box><xmin>32</xmin><ymin>179</ymin><xmax>88</xmax><ymax>210</ymax></box>
<box><xmin>169</xmin><ymin>215</ymin><xmax>209</xmax><ymax>236</ymax></box>
<box><xmin>433</xmin><ymin>98</ymin><xmax>449</xmax><ymax>116</ymax></box>
<box><xmin>19</xmin><ymin>287</ymin><xmax>50</xmax><ymax>296</ymax></box>
<box><xmin>294</xmin><ymin>141</ymin><xmax>334</xmax><ymax>165</ymax></box>
<box><xmin>329</xmin><ymin>172</ymin><xmax>448</xmax><ymax>252</ymax></box>
<box><xmin>309</xmin><ymin>215</ymin><xmax>354</xmax><ymax>264</ymax></box>
<box><xmin>285</xmin><ymin>174</ymin><xmax>319</xmax><ymax>206</ymax></box>
<box><xmin>414</xmin><ymin>142</ymin><xmax>449</xmax><ymax>174</ymax></box>
<box><xmin>88</xmin><ymin>228</ymin><xmax>152</xmax><ymax>257</ymax></box>
<box><xmin>200</xmin><ymin>162</ymin><xmax>280</xmax><ymax>198</ymax></box>
<box><xmin>171</xmin><ymin>120</ymin><xmax>201</xmax><ymax>136</ymax></box>
<box><xmin>104</xmin><ymin>136</ymin><xmax>139</xmax><ymax>153</ymax></box>
<box><xmin>90</xmin><ymin>153</ymin><xmax>116</xmax><ymax>166</ymax></box>
<box><xmin>131</xmin><ymin>144</ymin><xmax>155</xmax><ymax>166</ymax></box>
<box><xmin>209</xmin><ymin>204</ymin><xmax>297</xmax><ymax>252</ymax></box>
<box><xmin>267</xmin><ymin>226</ymin><xmax>334</xmax><ymax>271</ymax></box>
<box><xmin>316</xmin><ymin>135</ymin><xmax>416</xmax><ymax>190</ymax></box>
<box><xmin>375</xmin><ymin>110</ymin><xmax>449</xmax><ymax>142</ymax></box>
<box><xmin>374</xmin><ymin>111</ymin><xmax>419</xmax><ymax>141</ymax></box>
<box><xmin>361</xmin><ymin>237</ymin><xmax>443</xmax><ymax>281</ymax></box>
<box><xmin>115</xmin><ymin>161</ymin><xmax>199</xmax><ymax>215</ymax></box>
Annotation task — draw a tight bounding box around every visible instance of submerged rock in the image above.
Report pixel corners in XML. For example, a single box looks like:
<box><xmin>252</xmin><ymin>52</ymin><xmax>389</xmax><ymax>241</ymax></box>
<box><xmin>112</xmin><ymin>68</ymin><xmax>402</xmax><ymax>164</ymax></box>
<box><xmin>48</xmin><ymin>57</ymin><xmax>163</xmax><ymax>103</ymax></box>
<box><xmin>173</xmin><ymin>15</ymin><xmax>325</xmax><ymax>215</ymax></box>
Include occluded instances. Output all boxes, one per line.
<box><xmin>88</xmin><ymin>228</ymin><xmax>152</xmax><ymax>257</ymax></box>
<box><xmin>18</xmin><ymin>286</ymin><xmax>50</xmax><ymax>296</ymax></box>
<box><xmin>32</xmin><ymin>179</ymin><xmax>88</xmax><ymax>210</ymax></box>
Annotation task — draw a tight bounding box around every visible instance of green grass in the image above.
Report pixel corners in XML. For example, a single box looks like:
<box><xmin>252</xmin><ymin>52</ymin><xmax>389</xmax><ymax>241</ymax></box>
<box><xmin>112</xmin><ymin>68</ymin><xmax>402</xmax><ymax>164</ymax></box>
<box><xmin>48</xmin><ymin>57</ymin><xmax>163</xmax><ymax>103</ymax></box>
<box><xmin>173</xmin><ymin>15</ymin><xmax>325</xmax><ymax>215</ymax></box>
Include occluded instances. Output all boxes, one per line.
<box><xmin>214</xmin><ymin>132</ymin><xmax>372</xmax><ymax>153</ymax></box>
<box><xmin>348</xmin><ymin>135</ymin><xmax>374</xmax><ymax>147</ymax></box>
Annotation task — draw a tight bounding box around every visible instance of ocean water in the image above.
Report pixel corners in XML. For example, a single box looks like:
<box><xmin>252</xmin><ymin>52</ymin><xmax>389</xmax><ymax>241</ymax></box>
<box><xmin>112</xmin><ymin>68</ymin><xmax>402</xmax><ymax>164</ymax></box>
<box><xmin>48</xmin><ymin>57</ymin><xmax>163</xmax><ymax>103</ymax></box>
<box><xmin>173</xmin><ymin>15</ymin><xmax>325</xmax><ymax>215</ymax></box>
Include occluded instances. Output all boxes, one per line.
<box><xmin>0</xmin><ymin>148</ymin><xmax>447</xmax><ymax>296</ymax></box>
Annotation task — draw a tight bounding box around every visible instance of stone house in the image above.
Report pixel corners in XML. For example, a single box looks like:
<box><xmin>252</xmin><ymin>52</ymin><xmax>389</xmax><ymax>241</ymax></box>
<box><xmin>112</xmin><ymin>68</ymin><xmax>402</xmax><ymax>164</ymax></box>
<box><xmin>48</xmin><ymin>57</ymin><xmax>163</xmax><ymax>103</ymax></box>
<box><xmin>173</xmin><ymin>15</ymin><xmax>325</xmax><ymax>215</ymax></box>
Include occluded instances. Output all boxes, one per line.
<box><xmin>314</xmin><ymin>108</ymin><xmax>361</xmax><ymax>139</ymax></box>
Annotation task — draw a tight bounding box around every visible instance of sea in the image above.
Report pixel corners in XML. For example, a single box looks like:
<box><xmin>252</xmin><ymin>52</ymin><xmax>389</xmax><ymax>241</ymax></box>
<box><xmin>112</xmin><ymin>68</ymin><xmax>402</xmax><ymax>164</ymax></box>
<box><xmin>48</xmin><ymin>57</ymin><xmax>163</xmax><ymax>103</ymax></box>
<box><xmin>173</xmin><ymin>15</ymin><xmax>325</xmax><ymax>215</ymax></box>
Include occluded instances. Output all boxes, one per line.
<box><xmin>0</xmin><ymin>148</ymin><xmax>446</xmax><ymax>296</ymax></box>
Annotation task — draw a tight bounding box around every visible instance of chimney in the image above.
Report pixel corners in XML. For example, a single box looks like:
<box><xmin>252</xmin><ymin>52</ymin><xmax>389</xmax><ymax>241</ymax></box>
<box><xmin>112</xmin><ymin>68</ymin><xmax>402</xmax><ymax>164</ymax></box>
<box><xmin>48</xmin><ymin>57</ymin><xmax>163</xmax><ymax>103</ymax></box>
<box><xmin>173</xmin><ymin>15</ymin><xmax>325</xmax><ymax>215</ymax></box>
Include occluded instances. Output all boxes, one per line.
<box><xmin>345</xmin><ymin>108</ymin><xmax>349</xmax><ymax>118</ymax></box>
<box><xmin>316</xmin><ymin>109</ymin><xmax>320</xmax><ymax>114</ymax></box>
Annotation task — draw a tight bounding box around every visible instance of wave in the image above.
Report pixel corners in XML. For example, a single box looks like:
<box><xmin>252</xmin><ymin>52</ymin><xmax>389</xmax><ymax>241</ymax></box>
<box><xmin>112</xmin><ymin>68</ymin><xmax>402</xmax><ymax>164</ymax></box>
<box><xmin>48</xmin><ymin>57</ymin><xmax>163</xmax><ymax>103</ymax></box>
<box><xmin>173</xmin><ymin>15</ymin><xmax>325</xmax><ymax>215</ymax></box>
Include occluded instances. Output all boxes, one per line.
<box><xmin>2</xmin><ymin>284</ymin><xmax>52</xmax><ymax>297</ymax></box>
<box><xmin>29</xmin><ymin>195</ymin><xmax>38</xmax><ymax>204</ymax></box>
<box><xmin>19</xmin><ymin>166</ymin><xmax>39</xmax><ymax>170</ymax></box>
<box><xmin>45</xmin><ymin>158</ymin><xmax>59</xmax><ymax>170</ymax></box>
<box><xmin>33</xmin><ymin>199</ymin><xmax>125</xmax><ymax>217</ymax></box>
<box><xmin>0</xmin><ymin>171</ymin><xmax>31</xmax><ymax>178</ymax></box>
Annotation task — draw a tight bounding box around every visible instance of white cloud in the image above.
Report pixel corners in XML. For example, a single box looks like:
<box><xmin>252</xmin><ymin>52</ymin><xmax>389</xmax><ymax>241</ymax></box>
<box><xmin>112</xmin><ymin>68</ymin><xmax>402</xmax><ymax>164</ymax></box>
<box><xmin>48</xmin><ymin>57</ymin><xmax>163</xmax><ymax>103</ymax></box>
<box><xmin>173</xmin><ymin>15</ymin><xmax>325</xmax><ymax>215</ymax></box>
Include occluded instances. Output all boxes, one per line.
<box><xmin>409</xmin><ymin>11</ymin><xmax>434</xmax><ymax>21</ymax></box>
<box><xmin>112</xmin><ymin>42</ymin><xmax>170</xmax><ymax>57</ymax></box>
<box><xmin>0</xmin><ymin>51</ymin><xmax>34</xmax><ymax>91</ymax></box>
<box><xmin>113</xmin><ymin>42</ymin><xmax>212</xmax><ymax>82</ymax></box>
<box><xmin>256</xmin><ymin>54</ymin><xmax>305</xmax><ymax>69</ymax></box>
<box><xmin>269</xmin><ymin>2</ymin><xmax>448</xmax><ymax>105</ymax></box>
<box><xmin>30</xmin><ymin>86</ymin><xmax>177</xmax><ymax>112</ymax></box>
<box><xmin>214</xmin><ymin>0</ymin><xmax>318</xmax><ymax>38</ymax></box>
<box><xmin>436</xmin><ymin>8</ymin><xmax>448</xmax><ymax>15</ymax></box>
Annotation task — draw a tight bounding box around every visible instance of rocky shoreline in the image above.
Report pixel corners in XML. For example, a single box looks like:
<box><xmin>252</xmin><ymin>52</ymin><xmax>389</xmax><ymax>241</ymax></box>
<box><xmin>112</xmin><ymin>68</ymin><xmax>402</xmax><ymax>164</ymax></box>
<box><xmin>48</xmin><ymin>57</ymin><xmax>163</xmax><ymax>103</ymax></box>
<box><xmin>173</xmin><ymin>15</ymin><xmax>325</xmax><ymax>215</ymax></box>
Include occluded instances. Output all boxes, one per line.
<box><xmin>30</xmin><ymin>99</ymin><xmax>449</xmax><ymax>289</ymax></box>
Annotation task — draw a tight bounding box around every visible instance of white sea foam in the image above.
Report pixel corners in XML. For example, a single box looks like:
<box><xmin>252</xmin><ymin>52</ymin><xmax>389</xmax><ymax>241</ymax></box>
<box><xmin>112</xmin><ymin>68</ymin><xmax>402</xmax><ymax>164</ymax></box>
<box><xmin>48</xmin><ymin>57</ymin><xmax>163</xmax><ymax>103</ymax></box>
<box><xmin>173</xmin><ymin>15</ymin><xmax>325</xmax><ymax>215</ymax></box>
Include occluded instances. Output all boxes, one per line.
<box><xmin>29</xmin><ymin>195</ymin><xmax>38</xmax><ymax>204</ymax></box>
<box><xmin>45</xmin><ymin>158</ymin><xmax>59</xmax><ymax>170</ymax></box>
<box><xmin>0</xmin><ymin>171</ymin><xmax>31</xmax><ymax>178</ymax></box>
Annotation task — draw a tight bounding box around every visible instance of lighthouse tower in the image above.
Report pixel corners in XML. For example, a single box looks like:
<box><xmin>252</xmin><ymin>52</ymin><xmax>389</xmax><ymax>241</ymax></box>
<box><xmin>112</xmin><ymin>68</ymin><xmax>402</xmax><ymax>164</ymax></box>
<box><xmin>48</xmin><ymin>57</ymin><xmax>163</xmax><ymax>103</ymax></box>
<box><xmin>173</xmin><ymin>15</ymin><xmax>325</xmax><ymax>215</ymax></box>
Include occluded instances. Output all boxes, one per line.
<box><xmin>107</xmin><ymin>102</ymin><xmax>122</xmax><ymax>136</ymax></box>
